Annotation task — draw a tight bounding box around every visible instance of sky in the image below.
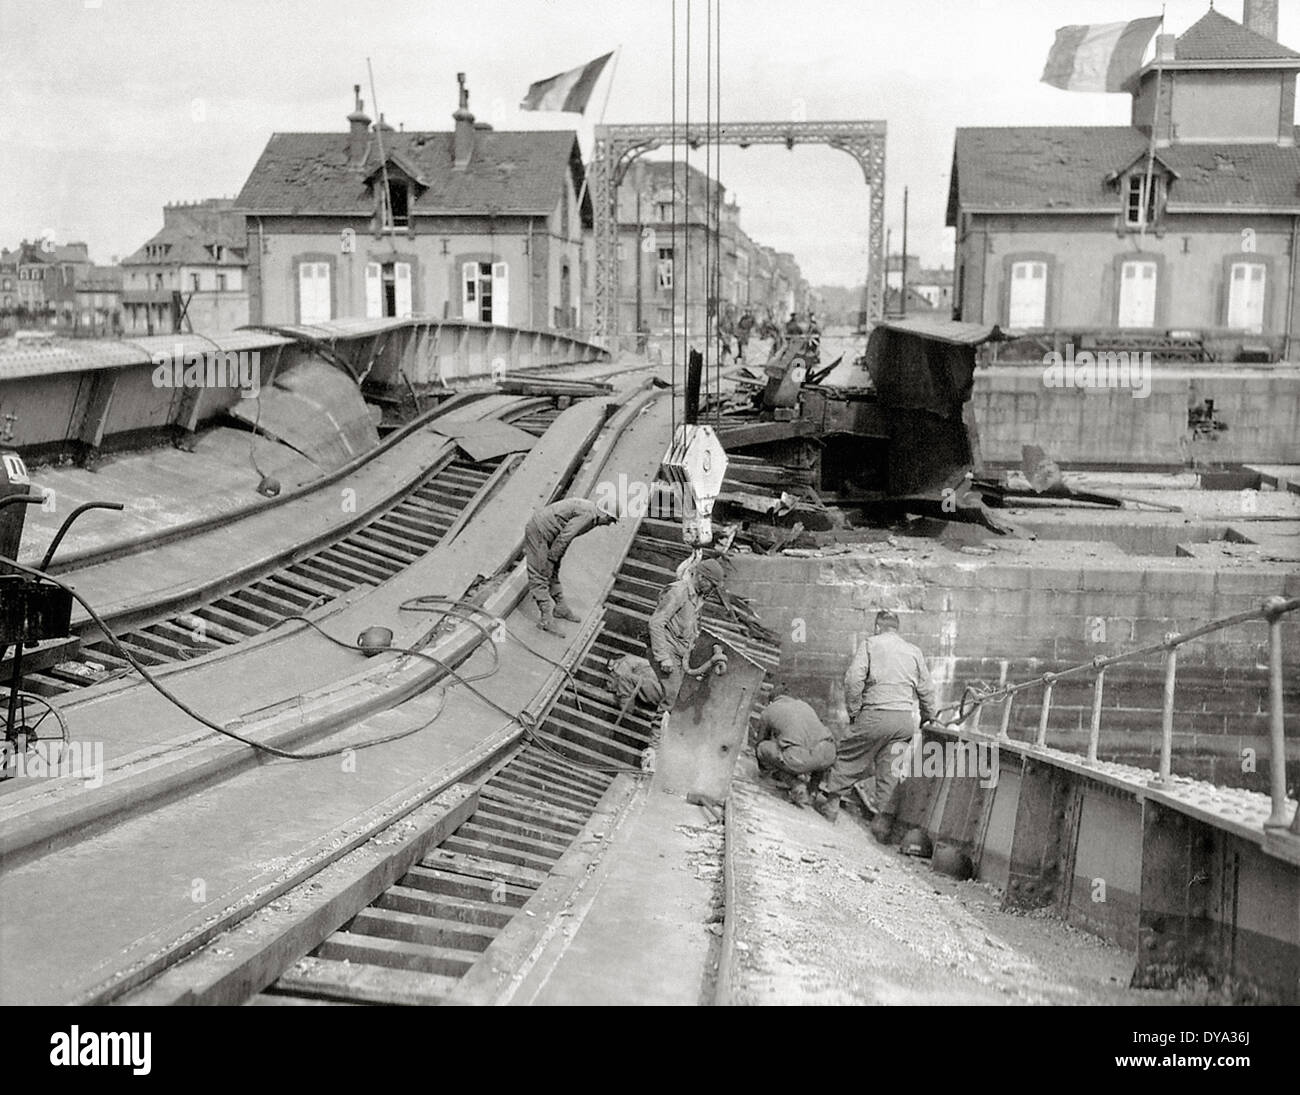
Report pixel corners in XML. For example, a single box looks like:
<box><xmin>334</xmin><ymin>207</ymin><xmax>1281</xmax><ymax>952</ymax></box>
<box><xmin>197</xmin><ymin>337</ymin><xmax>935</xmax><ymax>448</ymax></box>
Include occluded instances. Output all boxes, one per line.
<box><xmin>3</xmin><ymin>0</ymin><xmax>1298</xmax><ymax>286</ymax></box>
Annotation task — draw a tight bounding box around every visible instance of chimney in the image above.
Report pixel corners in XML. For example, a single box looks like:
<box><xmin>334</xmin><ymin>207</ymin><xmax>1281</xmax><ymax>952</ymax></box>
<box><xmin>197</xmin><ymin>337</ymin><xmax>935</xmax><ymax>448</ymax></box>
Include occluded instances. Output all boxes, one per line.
<box><xmin>1244</xmin><ymin>0</ymin><xmax>1279</xmax><ymax>41</ymax></box>
<box><xmin>1155</xmin><ymin>33</ymin><xmax>1176</xmax><ymax>63</ymax></box>
<box><xmin>453</xmin><ymin>72</ymin><xmax>475</xmax><ymax>169</ymax></box>
<box><xmin>347</xmin><ymin>84</ymin><xmax>371</xmax><ymax>165</ymax></box>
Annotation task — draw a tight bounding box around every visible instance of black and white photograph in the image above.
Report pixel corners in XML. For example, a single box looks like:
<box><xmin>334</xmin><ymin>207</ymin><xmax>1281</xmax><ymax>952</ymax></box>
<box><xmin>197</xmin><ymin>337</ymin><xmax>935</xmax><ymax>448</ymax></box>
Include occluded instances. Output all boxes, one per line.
<box><xmin>0</xmin><ymin>0</ymin><xmax>1296</xmax><ymax>1042</ymax></box>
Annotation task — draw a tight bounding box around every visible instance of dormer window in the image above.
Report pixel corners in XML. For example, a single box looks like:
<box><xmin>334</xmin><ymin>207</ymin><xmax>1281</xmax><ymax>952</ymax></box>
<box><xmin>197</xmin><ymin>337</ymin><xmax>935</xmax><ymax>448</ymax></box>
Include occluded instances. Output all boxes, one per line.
<box><xmin>385</xmin><ymin>180</ymin><xmax>409</xmax><ymax>229</ymax></box>
<box><xmin>1125</xmin><ymin>173</ymin><xmax>1163</xmax><ymax>229</ymax></box>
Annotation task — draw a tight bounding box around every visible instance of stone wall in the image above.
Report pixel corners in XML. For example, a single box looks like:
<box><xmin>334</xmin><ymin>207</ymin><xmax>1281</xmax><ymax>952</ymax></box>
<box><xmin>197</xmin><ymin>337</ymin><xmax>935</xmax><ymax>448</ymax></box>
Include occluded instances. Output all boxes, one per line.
<box><xmin>973</xmin><ymin>364</ymin><xmax>1300</xmax><ymax>466</ymax></box>
<box><xmin>729</xmin><ymin>548</ymin><xmax>1300</xmax><ymax>792</ymax></box>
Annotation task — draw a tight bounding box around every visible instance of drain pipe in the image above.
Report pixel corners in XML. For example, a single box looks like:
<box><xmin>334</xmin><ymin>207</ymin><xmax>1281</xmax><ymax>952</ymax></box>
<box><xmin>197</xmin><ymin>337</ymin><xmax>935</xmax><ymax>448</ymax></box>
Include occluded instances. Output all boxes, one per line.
<box><xmin>1286</xmin><ymin>214</ymin><xmax>1299</xmax><ymax>361</ymax></box>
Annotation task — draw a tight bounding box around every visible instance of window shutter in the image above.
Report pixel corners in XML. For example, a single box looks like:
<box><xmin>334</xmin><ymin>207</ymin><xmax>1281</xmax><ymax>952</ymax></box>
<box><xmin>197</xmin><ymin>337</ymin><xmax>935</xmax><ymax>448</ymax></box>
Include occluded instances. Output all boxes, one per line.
<box><xmin>394</xmin><ymin>262</ymin><xmax>412</xmax><ymax>318</ymax></box>
<box><xmin>491</xmin><ymin>262</ymin><xmax>509</xmax><ymax>326</ymax></box>
<box><xmin>299</xmin><ymin>262</ymin><xmax>331</xmax><ymax>324</ymax></box>
<box><xmin>365</xmin><ymin>262</ymin><xmax>382</xmax><ymax>318</ymax></box>
<box><xmin>462</xmin><ymin>262</ymin><xmax>478</xmax><ymax>321</ymax></box>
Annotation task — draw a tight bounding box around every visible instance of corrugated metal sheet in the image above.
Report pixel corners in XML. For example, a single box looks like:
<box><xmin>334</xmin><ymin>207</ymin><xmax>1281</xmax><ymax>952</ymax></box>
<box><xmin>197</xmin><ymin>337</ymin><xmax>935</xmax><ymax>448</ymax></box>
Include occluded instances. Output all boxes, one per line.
<box><xmin>0</xmin><ymin>331</ymin><xmax>293</xmax><ymax>381</ymax></box>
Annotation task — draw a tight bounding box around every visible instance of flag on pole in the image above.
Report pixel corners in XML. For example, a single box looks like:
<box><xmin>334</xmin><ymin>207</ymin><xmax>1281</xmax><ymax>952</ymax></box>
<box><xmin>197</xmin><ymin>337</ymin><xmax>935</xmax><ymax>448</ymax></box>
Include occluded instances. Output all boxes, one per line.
<box><xmin>1041</xmin><ymin>17</ymin><xmax>1162</xmax><ymax>92</ymax></box>
<box><xmin>520</xmin><ymin>52</ymin><xmax>614</xmax><ymax>113</ymax></box>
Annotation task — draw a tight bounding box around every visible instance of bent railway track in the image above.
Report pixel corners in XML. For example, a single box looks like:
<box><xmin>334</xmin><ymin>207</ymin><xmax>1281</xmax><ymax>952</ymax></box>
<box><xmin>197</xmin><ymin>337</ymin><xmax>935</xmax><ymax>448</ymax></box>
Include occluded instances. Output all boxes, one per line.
<box><xmin>113</xmin><ymin>516</ymin><xmax>778</xmax><ymax>1006</ymax></box>
<box><xmin>4</xmin><ymin>398</ymin><xmax>566</xmax><ymax>702</ymax></box>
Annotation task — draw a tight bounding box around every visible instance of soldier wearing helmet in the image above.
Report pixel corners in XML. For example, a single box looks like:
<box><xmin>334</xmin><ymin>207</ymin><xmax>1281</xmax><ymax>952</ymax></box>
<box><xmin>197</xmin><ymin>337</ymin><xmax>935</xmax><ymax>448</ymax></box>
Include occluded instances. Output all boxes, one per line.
<box><xmin>524</xmin><ymin>496</ymin><xmax>620</xmax><ymax>635</ymax></box>
<box><xmin>647</xmin><ymin>556</ymin><xmax>726</xmax><ymax>712</ymax></box>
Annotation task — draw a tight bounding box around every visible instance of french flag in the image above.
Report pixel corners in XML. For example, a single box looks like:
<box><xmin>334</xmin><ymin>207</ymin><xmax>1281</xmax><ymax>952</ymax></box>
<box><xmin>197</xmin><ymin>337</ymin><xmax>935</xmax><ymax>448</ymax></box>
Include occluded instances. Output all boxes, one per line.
<box><xmin>1041</xmin><ymin>17</ymin><xmax>1162</xmax><ymax>93</ymax></box>
<box><xmin>520</xmin><ymin>52</ymin><xmax>615</xmax><ymax>114</ymax></box>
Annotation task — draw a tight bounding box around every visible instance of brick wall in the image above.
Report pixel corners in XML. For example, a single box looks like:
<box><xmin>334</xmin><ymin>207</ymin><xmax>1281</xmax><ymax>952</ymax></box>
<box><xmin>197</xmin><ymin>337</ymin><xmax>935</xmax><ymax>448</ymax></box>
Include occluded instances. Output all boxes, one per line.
<box><xmin>730</xmin><ymin>550</ymin><xmax>1300</xmax><ymax>792</ymax></box>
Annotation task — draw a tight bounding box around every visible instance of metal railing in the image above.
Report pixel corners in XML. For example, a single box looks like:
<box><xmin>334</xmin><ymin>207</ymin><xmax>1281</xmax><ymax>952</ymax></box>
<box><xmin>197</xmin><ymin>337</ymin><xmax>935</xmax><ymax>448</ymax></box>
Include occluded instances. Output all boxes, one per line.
<box><xmin>941</xmin><ymin>596</ymin><xmax>1300</xmax><ymax>834</ymax></box>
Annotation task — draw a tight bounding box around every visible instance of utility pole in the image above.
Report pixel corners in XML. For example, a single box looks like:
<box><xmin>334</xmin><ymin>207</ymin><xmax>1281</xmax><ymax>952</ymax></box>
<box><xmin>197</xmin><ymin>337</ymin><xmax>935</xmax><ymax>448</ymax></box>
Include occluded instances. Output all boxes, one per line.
<box><xmin>884</xmin><ymin>227</ymin><xmax>893</xmax><ymax>318</ymax></box>
<box><xmin>635</xmin><ymin>188</ymin><xmax>643</xmax><ymax>343</ymax></box>
<box><xmin>901</xmin><ymin>186</ymin><xmax>909</xmax><ymax>320</ymax></box>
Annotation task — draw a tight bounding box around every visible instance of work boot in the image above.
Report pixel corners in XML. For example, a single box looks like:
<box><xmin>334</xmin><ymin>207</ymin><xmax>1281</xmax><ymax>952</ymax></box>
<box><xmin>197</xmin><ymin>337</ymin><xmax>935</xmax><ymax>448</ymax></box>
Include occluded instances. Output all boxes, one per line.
<box><xmin>852</xmin><ymin>785</ymin><xmax>880</xmax><ymax>817</ymax></box>
<box><xmin>536</xmin><ymin>606</ymin><xmax>567</xmax><ymax>636</ymax></box>
<box><xmin>788</xmin><ymin>782</ymin><xmax>812</xmax><ymax>809</ymax></box>
<box><xmin>814</xmin><ymin>794</ymin><xmax>840</xmax><ymax>823</ymax></box>
<box><xmin>552</xmin><ymin>600</ymin><xmax>580</xmax><ymax>623</ymax></box>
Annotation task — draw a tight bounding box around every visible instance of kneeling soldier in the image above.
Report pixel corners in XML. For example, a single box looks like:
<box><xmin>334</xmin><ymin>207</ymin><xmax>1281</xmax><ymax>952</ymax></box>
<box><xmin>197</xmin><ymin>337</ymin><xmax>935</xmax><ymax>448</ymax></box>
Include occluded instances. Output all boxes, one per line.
<box><xmin>753</xmin><ymin>693</ymin><xmax>837</xmax><ymax>808</ymax></box>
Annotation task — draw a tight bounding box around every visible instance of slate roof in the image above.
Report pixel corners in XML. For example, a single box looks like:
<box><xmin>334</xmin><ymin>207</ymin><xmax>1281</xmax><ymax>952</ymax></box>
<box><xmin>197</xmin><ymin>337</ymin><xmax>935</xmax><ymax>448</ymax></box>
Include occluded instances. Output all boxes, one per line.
<box><xmin>947</xmin><ymin>126</ymin><xmax>1300</xmax><ymax>222</ymax></box>
<box><xmin>234</xmin><ymin>129</ymin><xmax>584</xmax><ymax>218</ymax></box>
<box><xmin>121</xmin><ymin>208</ymin><xmax>247</xmax><ymax>268</ymax></box>
<box><xmin>1175</xmin><ymin>9</ymin><xmax>1300</xmax><ymax>61</ymax></box>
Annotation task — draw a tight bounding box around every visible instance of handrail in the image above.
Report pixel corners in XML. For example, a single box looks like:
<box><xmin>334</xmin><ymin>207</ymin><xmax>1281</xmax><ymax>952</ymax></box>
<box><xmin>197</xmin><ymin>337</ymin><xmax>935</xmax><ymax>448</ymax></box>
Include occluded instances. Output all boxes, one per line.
<box><xmin>939</xmin><ymin>595</ymin><xmax>1299</xmax><ymax>834</ymax></box>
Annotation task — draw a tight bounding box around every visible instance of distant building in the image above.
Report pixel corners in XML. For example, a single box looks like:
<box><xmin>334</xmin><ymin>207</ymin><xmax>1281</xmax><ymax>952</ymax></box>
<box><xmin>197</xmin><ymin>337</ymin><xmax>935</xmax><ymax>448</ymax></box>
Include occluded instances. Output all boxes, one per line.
<box><xmin>884</xmin><ymin>253</ymin><xmax>921</xmax><ymax>293</ymax></box>
<box><xmin>73</xmin><ymin>266</ymin><xmax>124</xmax><ymax>337</ymax></box>
<box><xmin>120</xmin><ymin>198</ymin><xmax>248</xmax><ymax>335</ymax></box>
<box><xmin>616</xmin><ymin>159</ymin><xmax>724</xmax><ymax>338</ymax></box>
<box><xmin>1</xmin><ymin>241</ymin><xmax>92</xmax><ymax>330</ymax></box>
<box><xmin>614</xmin><ymin>161</ymin><xmax>810</xmax><ymax>338</ymax></box>
<box><xmin>947</xmin><ymin>4</ymin><xmax>1300</xmax><ymax>359</ymax></box>
<box><xmin>911</xmin><ymin>266</ymin><xmax>954</xmax><ymax>312</ymax></box>
<box><xmin>234</xmin><ymin>77</ymin><xmax>588</xmax><ymax>331</ymax></box>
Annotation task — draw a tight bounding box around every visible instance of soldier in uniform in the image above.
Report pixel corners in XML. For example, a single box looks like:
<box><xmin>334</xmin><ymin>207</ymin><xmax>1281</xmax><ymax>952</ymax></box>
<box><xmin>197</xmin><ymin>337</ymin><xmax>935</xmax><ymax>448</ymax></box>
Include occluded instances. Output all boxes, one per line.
<box><xmin>524</xmin><ymin>497</ymin><xmax>619</xmax><ymax>634</ymax></box>
<box><xmin>815</xmin><ymin>610</ymin><xmax>940</xmax><ymax>824</ymax></box>
<box><xmin>646</xmin><ymin>557</ymin><xmax>726</xmax><ymax>712</ymax></box>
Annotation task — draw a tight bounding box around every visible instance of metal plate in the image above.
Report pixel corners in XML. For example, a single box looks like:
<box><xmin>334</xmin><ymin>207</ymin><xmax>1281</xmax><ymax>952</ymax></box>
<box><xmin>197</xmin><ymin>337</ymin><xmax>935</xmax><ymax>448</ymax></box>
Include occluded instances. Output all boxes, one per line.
<box><xmin>228</xmin><ymin>359</ymin><xmax>379</xmax><ymax>471</ymax></box>
<box><xmin>430</xmin><ymin>420</ymin><xmax>537</xmax><ymax>462</ymax></box>
<box><xmin>652</xmin><ymin>629</ymin><xmax>767</xmax><ymax>802</ymax></box>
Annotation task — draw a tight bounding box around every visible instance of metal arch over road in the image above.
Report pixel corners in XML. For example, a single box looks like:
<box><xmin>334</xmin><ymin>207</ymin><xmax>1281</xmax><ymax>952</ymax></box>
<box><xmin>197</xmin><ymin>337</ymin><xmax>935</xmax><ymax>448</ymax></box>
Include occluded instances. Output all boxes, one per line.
<box><xmin>591</xmin><ymin>120</ymin><xmax>887</xmax><ymax>343</ymax></box>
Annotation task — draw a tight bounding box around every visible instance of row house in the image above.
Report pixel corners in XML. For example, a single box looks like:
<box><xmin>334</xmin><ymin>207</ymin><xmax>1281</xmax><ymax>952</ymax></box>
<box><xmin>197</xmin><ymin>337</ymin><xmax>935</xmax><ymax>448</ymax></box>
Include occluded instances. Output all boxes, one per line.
<box><xmin>120</xmin><ymin>198</ymin><xmax>249</xmax><ymax>335</ymax></box>
<box><xmin>73</xmin><ymin>266</ymin><xmax>124</xmax><ymax>337</ymax></box>
<box><xmin>615</xmin><ymin>159</ymin><xmax>725</xmax><ymax>338</ymax></box>
<box><xmin>235</xmin><ymin>77</ymin><xmax>588</xmax><ymax>331</ymax></box>
<box><xmin>947</xmin><ymin>5</ymin><xmax>1300</xmax><ymax>360</ymax></box>
<box><xmin>615</xmin><ymin>160</ymin><xmax>811</xmax><ymax>338</ymax></box>
<box><xmin>1</xmin><ymin>241</ymin><xmax>91</xmax><ymax>326</ymax></box>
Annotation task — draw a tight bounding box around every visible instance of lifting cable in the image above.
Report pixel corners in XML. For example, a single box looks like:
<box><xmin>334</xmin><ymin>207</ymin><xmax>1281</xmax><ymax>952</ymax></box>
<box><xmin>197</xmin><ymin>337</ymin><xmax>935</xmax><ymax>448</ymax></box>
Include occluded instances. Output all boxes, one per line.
<box><xmin>670</xmin><ymin>0</ymin><xmax>678</xmax><ymax>436</ymax></box>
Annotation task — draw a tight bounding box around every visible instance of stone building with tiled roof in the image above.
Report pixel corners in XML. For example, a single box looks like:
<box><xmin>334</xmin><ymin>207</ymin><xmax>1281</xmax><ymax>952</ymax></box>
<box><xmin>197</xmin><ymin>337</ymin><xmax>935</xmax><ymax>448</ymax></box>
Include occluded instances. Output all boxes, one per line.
<box><xmin>120</xmin><ymin>198</ymin><xmax>248</xmax><ymax>335</ymax></box>
<box><xmin>234</xmin><ymin>75</ymin><xmax>590</xmax><ymax>331</ymax></box>
<box><xmin>947</xmin><ymin>2</ymin><xmax>1300</xmax><ymax>360</ymax></box>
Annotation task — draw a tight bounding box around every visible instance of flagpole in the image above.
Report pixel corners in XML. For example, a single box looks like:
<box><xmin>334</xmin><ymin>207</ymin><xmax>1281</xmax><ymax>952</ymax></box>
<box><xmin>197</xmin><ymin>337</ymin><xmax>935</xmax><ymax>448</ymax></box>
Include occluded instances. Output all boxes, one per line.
<box><xmin>596</xmin><ymin>45</ymin><xmax>622</xmax><ymax>128</ymax></box>
<box><xmin>1140</xmin><ymin>6</ymin><xmax>1165</xmax><ymax>244</ymax></box>
<box><xmin>574</xmin><ymin>48</ymin><xmax>621</xmax><ymax>252</ymax></box>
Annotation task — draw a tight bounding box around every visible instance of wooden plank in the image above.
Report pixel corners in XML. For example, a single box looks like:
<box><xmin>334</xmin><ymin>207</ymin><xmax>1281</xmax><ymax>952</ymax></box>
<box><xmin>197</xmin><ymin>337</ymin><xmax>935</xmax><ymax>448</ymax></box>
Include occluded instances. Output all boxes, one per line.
<box><xmin>275</xmin><ymin>957</ymin><xmax>456</xmax><ymax>1006</ymax></box>
<box><xmin>401</xmin><ymin>865</ymin><xmax>532</xmax><ymax>908</ymax></box>
<box><xmin>317</xmin><ymin>932</ymin><xmax>477</xmax><ymax>977</ymax></box>
<box><xmin>417</xmin><ymin>849</ymin><xmax>548</xmax><ymax>890</ymax></box>
<box><xmin>439</xmin><ymin>835</ymin><xmax>563</xmax><ymax>874</ymax></box>
<box><xmin>350</xmin><ymin>903</ymin><xmax>496</xmax><ymax>951</ymax></box>
<box><xmin>443</xmin><ymin>775</ymin><xmax>639</xmax><ymax>1005</ymax></box>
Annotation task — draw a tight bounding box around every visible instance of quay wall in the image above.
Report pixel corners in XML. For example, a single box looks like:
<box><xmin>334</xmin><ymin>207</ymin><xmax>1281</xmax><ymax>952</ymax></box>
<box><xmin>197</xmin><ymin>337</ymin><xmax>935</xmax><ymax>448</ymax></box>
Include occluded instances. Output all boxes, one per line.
<box><xmin>728</xmin><ymin>550</ymin><xmax>1300</xmax><ymax>792</ymax></box>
